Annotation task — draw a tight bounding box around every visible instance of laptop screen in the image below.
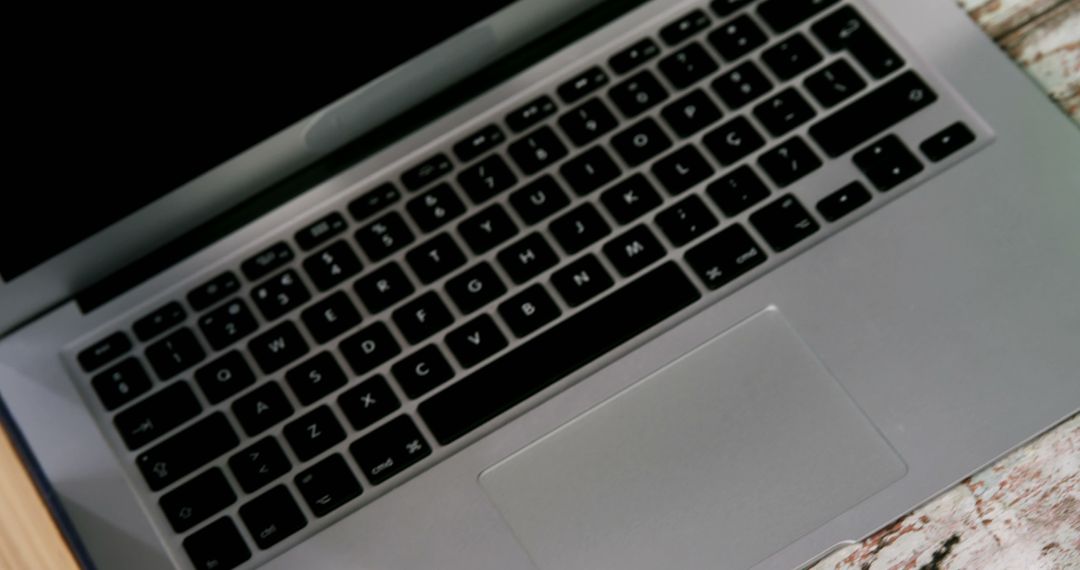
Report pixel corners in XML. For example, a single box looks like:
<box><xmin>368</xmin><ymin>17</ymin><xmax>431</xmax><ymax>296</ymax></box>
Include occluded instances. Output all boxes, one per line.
<box><xmin>2</xmin><ymin>3</ymin><xmax>515</xmax><ymax>281</ymax></box>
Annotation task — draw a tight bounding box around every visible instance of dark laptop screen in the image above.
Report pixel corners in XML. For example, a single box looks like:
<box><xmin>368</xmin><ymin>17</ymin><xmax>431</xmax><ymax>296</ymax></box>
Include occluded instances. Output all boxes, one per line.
<box><xmin>2</xmin><ymin>3</ymin><xmax>515</xmax><ymax>281</ymax></box>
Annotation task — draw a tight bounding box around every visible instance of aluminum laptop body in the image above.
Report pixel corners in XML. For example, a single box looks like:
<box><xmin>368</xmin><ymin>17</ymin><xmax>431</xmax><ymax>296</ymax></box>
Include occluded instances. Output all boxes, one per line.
<box><xmin>1</xmin><ymin>0</ymin><xmax>1078</xmax><ymax>569</ymax></box>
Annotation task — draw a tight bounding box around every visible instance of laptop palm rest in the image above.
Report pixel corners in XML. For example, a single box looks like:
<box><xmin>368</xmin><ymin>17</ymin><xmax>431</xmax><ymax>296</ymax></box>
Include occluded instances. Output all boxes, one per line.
<box><xmin>479</xmin><ymin>308</ymin><xmax>906</xmax><ymax>570</ymax></box>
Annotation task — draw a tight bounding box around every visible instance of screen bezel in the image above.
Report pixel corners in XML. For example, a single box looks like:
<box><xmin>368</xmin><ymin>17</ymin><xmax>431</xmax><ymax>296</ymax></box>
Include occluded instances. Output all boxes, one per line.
<box><xmin>0</xmin><ymin>0</ymin><xmax>604</xmax><ymax>334</ymax></box>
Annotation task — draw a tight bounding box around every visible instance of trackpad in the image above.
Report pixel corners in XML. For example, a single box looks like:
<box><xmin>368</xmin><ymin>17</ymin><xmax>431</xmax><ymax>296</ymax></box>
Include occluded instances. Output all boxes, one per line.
<box><xmin>479</xmin><ymin>308</ymin><xmax>906</xmax><ymax>570</ymax></box>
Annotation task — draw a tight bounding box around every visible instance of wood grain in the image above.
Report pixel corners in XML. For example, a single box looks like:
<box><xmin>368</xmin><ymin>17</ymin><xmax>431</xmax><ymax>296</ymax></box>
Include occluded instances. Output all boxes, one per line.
<box><xmin>0</xmin><ymin>427</ymin><xmax>78</xmax><ymax>570</ymax></box>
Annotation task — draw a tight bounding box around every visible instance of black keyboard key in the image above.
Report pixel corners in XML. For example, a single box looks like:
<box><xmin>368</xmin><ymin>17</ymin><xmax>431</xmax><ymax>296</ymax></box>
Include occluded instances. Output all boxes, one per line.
<box><xmin>559</xmin><ymin>146</ymin><xmax>621</xmax><ymax>196</ymax></box>
<box><xmin>347</xmin><ymin>183</ymin><xmax>401</xmax><ymax>222</ymax></box>
<box><xmin>115</xmin><ymin>381</ymin><xmax>201</xmax><ymax>450</ymax></box>
<box><xmin>551</xmin><ymin>254</ymin><xmax>614</xmax><ymax>307</ymax></box>
<box><xmin>137</xmin><ymin>412</ymin><xmax>238</xmax><ymax>491</ymax></box>
<box><xmin>356</xmin><ymin>211</ymin><xmax>416</xmax><ymax>262</ymax></box>
<box><xmin>506</xmin><ymin>95</ymin><xmax>558</xmax><ymax>133</ymax></box>
<box><xmin>445</xmin><ymin>315</ymin><xmax>509</xmax><ymax>368</ymax></box>
<box><xmin>655</xmin><ymin>195</ymin><xmax>719</xmax><ymax>246</ymax></box>
<box><xmin>920</xmin><ymin>122</ymin><xmax>975</xmax><ymax>162</ymax></box>
<box><xmin>338</xmin><ymin>376</ymin><xmax>401</xmax><ymax>431</ymax></box>
<box><xmin>160</xmin><ymin>468</ymin><xmax>236</xmax><ymax>533</ymax></box>
<box><xmin>229</xmin><ymin>437</ymin><xmax>291</xmax><ymax>494</ymax></box>
<box><xmin>762</xmin><ymin>33</ymin><xmax>823</xmax><ymax>80</ymax></box>
<box><xmin>809</xmin><ymin>71</ymin><xmax>938</xmax><ymax>157</ymax></box>
<box><xmin>188</xmin><ymin>272</ymin><xmax>241</xmax><ymax>312</ymax></box>
<box><xmin>406</xmin><ymin>232</ymin><xmax>466</xmax><ymax>284</ymax></box>
<box><xmin>407</xmin><ymin>183</ymin><xmax>466</xmax><ymax>233</ymax></box>
<box><xmin>241</xmin><ymin>241</ymin><xmax>294</xmax><ymax>282</ymax></box>
<box><xmin>251</xmin><ymin>270</ymin><xmax>311</xmax><ymax>321</ymax></box>
<box><xmin>661</xmin><ymin>9</ymin><xmax>711</xmax><ymax>45</ymax></box>
<box><xmin>233</xmin><ymin>382</ymin><xmax>294</xmax><ymax>437</ymax></box>
<box><xmin>558</xmin><ymin>98</ymin><xmax>618</xmax><ymax>146</ymax></box>
<box><xmin>853</xmin><ymin>134</ymin><xmax>924</xmax><ymax>191</ymax></box>
<box><xmin>749</xmin><ymin>194</ymin><xmax>821</xmax><ymax>251</ymax></box>
<box><xmin>660</xmin><ymin>43</ymin><xmax>720</xmax><ymax>90</ymax></box>
<box><xmin>284</xmin><ymin>405</ymin><xmax>346</xmax><ymax>462</ymax></box>
<box><xmin>295</xmin><ymin>454</ymin><xmax>362</xmax><ymax>518</ymax></box>
<box><xmin>78</xmin><ymin>332</ymin><xmax>131</xmax><ymax>373</ymax></box>
<box><xmin>703</xmin><ymin>116</ymin><xmax>765</xmax><ymax>166</ymax></box>
<box><xmin>508</xmin><ymin>127</ymin><xmax>568</xmax><ymax>175</ymax></box>
<box><xmin>249</xmin><ymin>321</ymin><xmax>309</xmax><ymax>374</ymax></box>
<box><xmin>707</xmin><ymin>14</ymin><xmax>767</xmax><ymax>61</ymax></box>
<box><xmin>753</xmin><ymin>88</ymin><xmax>817</xmax><ymax>136</ymax></box>
<box><xmin>353</xmin><ymin>263</ymin><xmax>415</xmax><ymax>315</ymax></box>
<box><xmin>303</xmin><ymin>240</ymin><xmax>363</xmax><ymax>291</ymax></box>
<box><xmin>557</xmin><ymin>66</ymin><xmax>609</xmax><ymax>103</ymax></box>
<box><xmin>192</xmin><ymin>297</ymin><xmax>255</xmax><ymax>351</ymax></box>
<box><xmin>183</xmin><ymin>518</ymin><xmax>251</xmax><ymax>570</ymax></box>
<box><xmin>301</xmin><ymin>291</ymin><xmax>362</xmax><ymax>344</ymax></box>
<box><xmin>804</xmin><ymin>59</ymin><xmax>866</xmax><ymax>108</ymax></box>
<box><xmin>419</xmin><ymin>261</ymin><xmax>700</xmax><ymax>444</ymax></box>
<box><xmin>340</xmin><ymin>322</ymin><xmax>402</xmax><ymax>375</ymax></box>
<box><xmin>609</xmin><ymin>71</ymin><xmax>669</xmax><ymax>118</ymax></box>
<box><xmin>499</xmin><ymin>284</ymin><xmax>561</xmax><ymax>338</ymax></box>
<box><xmin>549</xmin><ymin>203</ymin><xmax>612</xmax><ymax>255</ymax></box>
<box><xmin>609</xmin><ymin>38</ymin><xmax>661</xmax><ymax>74</ymax></box>
<box><xmin>652</xmin><ymin>145</ymin><xmax>715</xmax><ymax>195</ymax></box>
<box><xmin>146</xmin><ymin>328</ymin><xmax>205</xmax><ymax>380</ymax></box>
<box><xmin>510</xmin><ymin>175</ymin><xmax>570</xmax><ymax>225</ymax></box>
<box><xmin>133</xmin><ymin>302</ymin><xmax>186</xmax><ymax>342</ymax></box>
<box><xmin>758</xmin><ymin>137</ymin><xmax>823</xmax><ymax>187</ymax></box>
<box><xmin>458</xmin><ymin>204</ymin><xmax>519</xmax><ymax>255</ymax></box>
<box><xmin>198</xmin><ymin>298</ymin><xmax>258</xmax><ymax>350</ymax></box>
<box><xmin>661</xmin><ymin>89</ymin><xmax>724</xmax><ymax>138</ymax></box>
<box><xmin>817</xmin><ymin>181</ymin><xmax>872</xmax><ymax>221</ymax></box>
<box><xmin>611</xmin><ymin>118</ymin><xmax>672</xmax><ymax>167</ymax></box>
<box><xmin>497</xmin><ymin>233</ymin><xmax>559</xmax><ymax>284</ymax></box>
<box><xmin>349</xmin><ymin>416</ymin><xmax>431</xmax><ymax>485</ymax></box>
<box><xmin>286</xmin><ymin>352</ymin><xmax>348</xmax><ymax>406</ymax></box>
<box><xmin>401</xmin><ymin>153</ymin><xmax>453</xmax><ymax>191</ymax></box>
<box><xmin>295</xmin><ymin>212</ymin><xmax>348</xmax><ymax>251</ymax></box>
<box><xmin>707</xmin><ymin>164</ymin><xmax>771</xmax><ymax>216</ymax></box>
<box><xmin>453</xmin><ymin>124</ymin><xmax>506</xmax><ymax>163</ymax></box>
<box><xmin>91</xmin><ymin>357</ymin><xmax>151</xmax><ymax>411</ymax></box>
<box><xmin>603</xmin><ymin>225</ymin><xmax>666</xmax><ymax>277</ymax></box>
<box><xmin>392</xmin><ymin>292</ymin><xmax>454</xmax><ymax>344</ymax></box>
<box><xmin>239</xmin><ymin>486</ymin><xmax>307</xmax><ymax>550</ymax></box>
<box><xmin>601</xmin><ymin>173</ymin><xmax>663</xmax><ymax>224</ymax></box>
<box><xmin>392</xmin><ymin>345</ymin><xmax>455</xmax><ymax>398</ymax></box>
<box><xmin>757</xmin><ymin>0</ymin><xmax>840</xmax><ymax>32</ymax></box>
<box><xmin>711</xmin><ymin>61</ymin><xmax>773</xmax><ymax>109</ymax></box>
<box><xmin>685</xmin><ymin>224</ymin><xmax>768</xmax><ymax>289</ymax></box>
<box><xmin>811</xmin><ymin>6</ymin><xmax>903</xmax><ymax>78</ymax></box>
<box><xmin>194</xmin><ymin>350</ymin><xmax>256</xmax><ymax>405</ymax></box>
<box><xmin>457</xmin><ymin>154</ymin><xmax>517</xmax><ymax>204</ymax></box>
<box><xmin>710</xmin><ymin>0</ymin><xmax>754</xmax><ymax>16</ymax></box>
<box><xmin>446</xmin><ymin>262</ymin><xmax>507</xmax><ymax>314</ymax></box>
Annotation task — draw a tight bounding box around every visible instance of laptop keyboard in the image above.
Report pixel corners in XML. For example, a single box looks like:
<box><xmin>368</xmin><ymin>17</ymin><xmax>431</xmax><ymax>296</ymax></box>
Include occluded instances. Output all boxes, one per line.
<box><xmin>68</xmin><ymin>1</ymin><xmax>986</xmax><ymax>568</ymax></box>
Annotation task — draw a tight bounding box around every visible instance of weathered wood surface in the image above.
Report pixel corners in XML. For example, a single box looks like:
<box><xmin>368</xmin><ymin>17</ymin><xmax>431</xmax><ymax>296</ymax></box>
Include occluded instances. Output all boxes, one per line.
<box><xmin>960</xmin><ymin>0</ymin><xmax>1080</xmax><ymax>121</ymax></box>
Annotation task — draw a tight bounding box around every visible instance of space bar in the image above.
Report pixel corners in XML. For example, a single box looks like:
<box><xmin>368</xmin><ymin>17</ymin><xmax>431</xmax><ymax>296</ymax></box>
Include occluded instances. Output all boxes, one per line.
<box><xmin>418</xmin><ymin>261</ymin><xmax>701</xmax><ymax>445</ymax></box>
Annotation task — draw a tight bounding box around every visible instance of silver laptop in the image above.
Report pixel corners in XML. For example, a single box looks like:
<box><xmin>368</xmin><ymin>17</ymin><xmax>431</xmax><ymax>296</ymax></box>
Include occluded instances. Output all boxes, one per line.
<box><xmin>2</xmin><ymin>0</ymin><xmax>1078</xmax><ymax>569</ymax></box>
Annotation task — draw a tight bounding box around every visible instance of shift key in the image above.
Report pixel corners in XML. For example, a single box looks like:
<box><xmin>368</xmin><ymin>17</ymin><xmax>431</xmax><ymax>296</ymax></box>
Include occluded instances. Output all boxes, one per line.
<box><xmin>808</xmin><ymin>71</ymin><xmax>937</xmax><ymax>157</ymax></box>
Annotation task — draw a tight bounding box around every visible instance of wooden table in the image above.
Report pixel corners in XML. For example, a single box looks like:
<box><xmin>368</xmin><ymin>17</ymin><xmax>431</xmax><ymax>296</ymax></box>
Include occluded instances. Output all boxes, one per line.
<box><xmin>1</xmin><ymin>2</ymin><xmax>1077</xmax><ymax>569</ymax></box>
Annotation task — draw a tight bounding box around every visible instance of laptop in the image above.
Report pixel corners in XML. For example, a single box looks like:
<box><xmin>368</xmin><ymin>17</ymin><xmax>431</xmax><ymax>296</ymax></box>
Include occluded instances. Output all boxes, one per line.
<box><xmin>1</xmin><ymin>0</ymin><xmax>1077</xmax><ymax>568</ymax></box>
